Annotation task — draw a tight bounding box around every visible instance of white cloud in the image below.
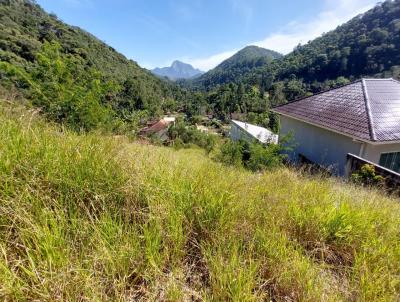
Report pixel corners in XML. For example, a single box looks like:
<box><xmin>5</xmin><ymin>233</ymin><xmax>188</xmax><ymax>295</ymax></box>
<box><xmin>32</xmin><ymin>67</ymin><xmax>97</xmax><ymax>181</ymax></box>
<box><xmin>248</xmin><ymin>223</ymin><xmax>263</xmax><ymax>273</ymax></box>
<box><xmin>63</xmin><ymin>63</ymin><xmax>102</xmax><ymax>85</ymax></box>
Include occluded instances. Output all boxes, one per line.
<box><xmin>186</xmin><ymin>0</ymin><xmax>381</xmax><ymax>71</ymax></box>
<box><xmin>254</xmin><ymin>0</ymin><xmax>378</xmax><ymax>53</ymax></box>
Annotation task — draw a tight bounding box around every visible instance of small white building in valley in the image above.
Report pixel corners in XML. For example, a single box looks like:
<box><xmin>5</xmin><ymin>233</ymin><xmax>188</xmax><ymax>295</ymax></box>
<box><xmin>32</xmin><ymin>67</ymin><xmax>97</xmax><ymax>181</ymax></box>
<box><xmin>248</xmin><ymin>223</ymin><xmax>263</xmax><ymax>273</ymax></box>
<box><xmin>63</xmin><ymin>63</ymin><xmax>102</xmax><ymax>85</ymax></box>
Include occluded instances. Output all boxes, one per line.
<box><xmin>230</xmin><ymin>120</ymin><xmax>278</xmax><ymax>145</ymax></box>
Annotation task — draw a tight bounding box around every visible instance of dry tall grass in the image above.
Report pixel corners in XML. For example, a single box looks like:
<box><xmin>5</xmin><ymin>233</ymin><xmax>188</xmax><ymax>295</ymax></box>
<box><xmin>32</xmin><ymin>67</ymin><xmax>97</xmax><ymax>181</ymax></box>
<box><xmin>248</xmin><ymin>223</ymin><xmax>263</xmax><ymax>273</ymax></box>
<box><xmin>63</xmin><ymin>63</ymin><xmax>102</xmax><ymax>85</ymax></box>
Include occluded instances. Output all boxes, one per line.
<box><xmin>0</xmin><ymin>102</ymin><xmax>399</xmax><ymax>301</ymax></box>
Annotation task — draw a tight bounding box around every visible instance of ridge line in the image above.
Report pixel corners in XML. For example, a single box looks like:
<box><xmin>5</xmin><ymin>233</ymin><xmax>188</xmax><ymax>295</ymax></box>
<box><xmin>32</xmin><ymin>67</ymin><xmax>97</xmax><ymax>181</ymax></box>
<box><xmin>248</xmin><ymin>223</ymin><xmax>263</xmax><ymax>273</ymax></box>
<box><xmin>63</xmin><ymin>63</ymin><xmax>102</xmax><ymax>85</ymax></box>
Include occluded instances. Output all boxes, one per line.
<box><xmin>361</xmin><ymin>79</ymin><xmax>376</xmax><ymax>141</ymax></box>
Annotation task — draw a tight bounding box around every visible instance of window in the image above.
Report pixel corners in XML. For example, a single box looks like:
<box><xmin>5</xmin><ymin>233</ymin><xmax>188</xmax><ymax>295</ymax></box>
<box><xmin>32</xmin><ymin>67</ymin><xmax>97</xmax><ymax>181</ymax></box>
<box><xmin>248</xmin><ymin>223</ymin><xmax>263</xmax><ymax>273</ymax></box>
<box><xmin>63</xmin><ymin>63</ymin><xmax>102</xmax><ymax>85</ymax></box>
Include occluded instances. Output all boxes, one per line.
<box><xmin>379</xmin><ymin>152</ymin><xmax>400</xmax><ymax>173</ymax></box>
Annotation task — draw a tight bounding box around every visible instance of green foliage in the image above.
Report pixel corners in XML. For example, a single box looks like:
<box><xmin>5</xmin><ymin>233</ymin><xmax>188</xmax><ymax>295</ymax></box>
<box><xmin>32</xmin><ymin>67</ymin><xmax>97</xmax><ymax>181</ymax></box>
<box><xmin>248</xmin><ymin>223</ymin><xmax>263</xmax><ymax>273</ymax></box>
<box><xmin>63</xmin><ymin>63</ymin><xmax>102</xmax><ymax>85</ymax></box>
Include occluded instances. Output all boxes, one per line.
<box><xmin>32</xmin><ymin>41</ymin><xmax>117</xmax><ymax>131</ymax></box>
<box><xmin>351</xmin><ymin>164</ymin><xmax>385</xmax><ymax>186</ymax></box>
<box><xmin>217</xmin><ymin>138</ymin><xmax>290</xmax><ymax>171</ymax></box>
<box><xmin>217</xmin><ymin>140</ymin><xmax>244</xmax><ymax>167</ymax></box>
<box><xmin>0</xmin><ymin>0</ymin><xmax>186</xmax><ymax>131</ymax></box>
<box><xmin>186</xmin><ymin>0</ymin><xmax>400</xmax><ymax>105</ymax></box>
<box><xmin>1</xmin><ymin>103</ymin><xmax>400</xmax><ymax>300</ymax></box>
<box><xmin>168</xmin><ymin>119</ymin><xmax>216</xmax><ymax>153</ymax></box>
<box><xmin>245</xmin><ymin>141</ymin><xmax>287</xmax><ymax>171</ymax></box>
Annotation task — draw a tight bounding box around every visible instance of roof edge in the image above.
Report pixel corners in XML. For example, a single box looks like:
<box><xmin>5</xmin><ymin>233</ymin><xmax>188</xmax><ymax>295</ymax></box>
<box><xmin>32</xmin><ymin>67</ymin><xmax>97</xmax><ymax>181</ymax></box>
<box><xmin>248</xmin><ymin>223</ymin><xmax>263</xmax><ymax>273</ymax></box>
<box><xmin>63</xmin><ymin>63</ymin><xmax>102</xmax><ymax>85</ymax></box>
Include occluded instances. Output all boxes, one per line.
<box><xmin>271</xmin><ymin>110</ymin><xmax>370</xmax><ymax>142</ymax></box>
<box><xmin>231</xmin><ymin>119</ymin><xmax>274</xmax><ymax>134</ymax></box>
<box><xmin>361</xmin><ymin>79</ymin><xmax>376</xmax><ymax>141</ymax></box>
<box><xmin>272</xmin><ymin>79</ymin><xmax>363</xmax><ymax>110</ymax></box>
<box><xmin>231</xmin><ymin>120</ymin><xmax>277</xmax><ymax>143</ymax></box>
<box><xmin>272</xmin><ymin>109</ymin><xmax>400</xmax><ymax>144</ymax></box>
<box><xmin>272</xmin><ymin>77</ymin><xmax>398</xmax><ymax>111</ymax></box>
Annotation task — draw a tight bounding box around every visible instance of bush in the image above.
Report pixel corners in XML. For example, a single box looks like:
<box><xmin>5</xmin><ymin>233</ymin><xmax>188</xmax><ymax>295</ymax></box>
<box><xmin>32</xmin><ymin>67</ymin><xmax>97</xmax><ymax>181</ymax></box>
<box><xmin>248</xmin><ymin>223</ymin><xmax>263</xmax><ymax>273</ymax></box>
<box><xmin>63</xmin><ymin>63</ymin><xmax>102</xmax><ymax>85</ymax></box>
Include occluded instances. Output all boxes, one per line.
<box><xmin>351</xmin><ymin>164</ymin><xmax>385</xmax><ymax>186</ymax></box>
<box><xmin>168</xmin><ymin>120</ymin><xmax>216</xmax><ymax>153</ymax></box>
<box><xmin>217</xmin><ymin>140</ymin><xmax>244</xmax><ymax>167</ymax></box>
<box><xmin>217</xmin><ymin>138</ymin><xmax>289</xmax><ymax>171</ymax></box>
<box><xmin>246</xmin><ymin>141</ymin><xmax>286</xmax><ymax>171</ymax></box>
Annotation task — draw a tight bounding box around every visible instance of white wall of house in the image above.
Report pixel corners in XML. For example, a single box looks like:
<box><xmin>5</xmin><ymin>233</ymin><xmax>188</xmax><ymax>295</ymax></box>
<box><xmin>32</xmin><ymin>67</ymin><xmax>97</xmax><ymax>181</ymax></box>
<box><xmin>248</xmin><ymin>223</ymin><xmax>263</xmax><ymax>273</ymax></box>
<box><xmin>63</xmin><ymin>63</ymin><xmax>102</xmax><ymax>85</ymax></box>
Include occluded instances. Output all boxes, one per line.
<box><xmin>230</xmin><ymin>123</ymin><xmax>255</xmax><ymax>143</ymax></box>
<box><xmin>280</xmin><ymin>116</ymin><xmax>363</xmax><ymax>175</ymax></box>
<box><xmin>361</xmin><ymin>143</ymin><xmax>400</xmax><ymax>164</ymax></box>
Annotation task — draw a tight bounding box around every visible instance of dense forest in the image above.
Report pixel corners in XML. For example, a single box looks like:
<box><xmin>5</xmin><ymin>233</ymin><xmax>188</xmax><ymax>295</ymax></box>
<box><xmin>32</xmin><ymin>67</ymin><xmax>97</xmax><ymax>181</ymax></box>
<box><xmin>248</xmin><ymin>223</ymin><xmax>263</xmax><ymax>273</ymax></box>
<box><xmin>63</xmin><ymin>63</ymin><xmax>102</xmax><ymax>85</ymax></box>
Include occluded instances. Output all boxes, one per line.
<box><xmin>1</xmin><ymin>0</ymin><xmax>400</xmax><ymax>134</ymax></box>
<box><xmin>0</xmin><ymin>0</ymin><xmax>190</xmax><ymax>132</ymax></box>
<box><xmin>186</xmin><ymin>46</ymin><xmax>282</xmax><ymax>89</ymax></box>
<box><xmin>181</xmin><ymin>0</ymin><xmax>400</xmax><ymax>126</ymax></box>
<box><xmin>193</xmin><ymin>0</ymin><xmax>400</xmax><ymax>93</ymax></box>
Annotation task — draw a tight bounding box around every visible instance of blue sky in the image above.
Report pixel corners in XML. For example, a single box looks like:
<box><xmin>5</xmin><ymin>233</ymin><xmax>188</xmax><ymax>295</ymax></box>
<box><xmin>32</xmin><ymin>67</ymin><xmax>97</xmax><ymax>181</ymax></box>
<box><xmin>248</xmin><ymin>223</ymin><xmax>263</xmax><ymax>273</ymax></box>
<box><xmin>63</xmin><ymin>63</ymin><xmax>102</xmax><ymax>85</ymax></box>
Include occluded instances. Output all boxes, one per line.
<box><xmin>36</xmin><ymin>0</ymin><xmax>381</xmax><ymax>71</ymax></box>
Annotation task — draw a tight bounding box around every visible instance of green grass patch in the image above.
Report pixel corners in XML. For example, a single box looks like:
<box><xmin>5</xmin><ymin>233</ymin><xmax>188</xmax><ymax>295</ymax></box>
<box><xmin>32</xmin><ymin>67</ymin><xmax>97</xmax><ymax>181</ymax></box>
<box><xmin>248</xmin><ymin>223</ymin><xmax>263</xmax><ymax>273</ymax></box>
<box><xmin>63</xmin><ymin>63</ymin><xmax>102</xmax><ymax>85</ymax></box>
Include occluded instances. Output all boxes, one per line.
<box><xmin>0</xmin><ymin>102</ymin><xmax>399</xmax><ymax>301</ymax></box>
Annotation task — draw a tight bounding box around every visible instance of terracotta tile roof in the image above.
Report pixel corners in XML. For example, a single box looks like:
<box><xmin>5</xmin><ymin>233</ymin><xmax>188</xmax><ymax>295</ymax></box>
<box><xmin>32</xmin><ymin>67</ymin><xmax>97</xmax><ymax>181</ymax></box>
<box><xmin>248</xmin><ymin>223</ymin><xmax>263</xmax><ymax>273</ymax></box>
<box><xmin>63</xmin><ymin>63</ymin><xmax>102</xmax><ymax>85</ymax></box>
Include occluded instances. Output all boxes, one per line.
<box><xmin>140</xmin><ymin>119</ymin><xmax>169</xmax><ymax>134</ymax></box>
<box><xmin>272</xmin><ymin>78</ymin><xmax>400</xmax><ymax>142</ymax></box>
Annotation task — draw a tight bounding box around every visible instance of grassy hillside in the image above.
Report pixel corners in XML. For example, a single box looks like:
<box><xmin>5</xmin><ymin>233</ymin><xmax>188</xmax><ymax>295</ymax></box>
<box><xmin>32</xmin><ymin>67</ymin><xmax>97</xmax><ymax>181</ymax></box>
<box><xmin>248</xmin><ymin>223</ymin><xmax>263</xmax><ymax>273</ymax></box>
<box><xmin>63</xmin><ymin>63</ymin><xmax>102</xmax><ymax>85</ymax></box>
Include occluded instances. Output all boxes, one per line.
<box><xmin>0</xmin><ymin>102</ymin><xmax>399</xmax><ymax>301</ymax></box>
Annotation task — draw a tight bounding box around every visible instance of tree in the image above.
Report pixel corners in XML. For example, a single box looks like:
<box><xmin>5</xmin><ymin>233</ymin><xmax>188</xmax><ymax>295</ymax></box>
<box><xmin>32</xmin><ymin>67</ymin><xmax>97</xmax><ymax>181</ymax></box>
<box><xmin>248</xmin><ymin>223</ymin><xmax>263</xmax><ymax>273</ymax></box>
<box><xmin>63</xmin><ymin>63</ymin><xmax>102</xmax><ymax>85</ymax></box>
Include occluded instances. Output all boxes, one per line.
<box><xmin>31</xmin><ymin>41</ymin><xmax>116</xmax><ymax>131</ymax></box>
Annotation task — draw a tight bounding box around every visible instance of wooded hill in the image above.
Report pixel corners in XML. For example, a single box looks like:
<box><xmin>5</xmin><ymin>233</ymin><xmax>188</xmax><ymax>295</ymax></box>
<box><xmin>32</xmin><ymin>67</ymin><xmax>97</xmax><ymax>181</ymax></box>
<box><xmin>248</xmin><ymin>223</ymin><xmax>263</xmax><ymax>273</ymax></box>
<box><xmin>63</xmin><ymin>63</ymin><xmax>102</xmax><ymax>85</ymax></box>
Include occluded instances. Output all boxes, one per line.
<box><xmin>172</xmin><ymin>0</ymin><xmax>400</xmax><ymax>129</ymax></box>
<box><xmin>189</xmin><ymin>0</ymin><xmax>400</xmax><ymax>99</ymax></box>
<box><xmin>189</xmin><ymin>46</ymin><xmax>282</xmax><ymax>89</ymax></box>
<box><xmin>0</xmin><ymin>0</ymin><xmax>185</xmax><ymax>131</ymax></box>
<box><xmin>1</xmin><ymin>0</ymin><xmax>400</xmax><ymax>133</ymax></box>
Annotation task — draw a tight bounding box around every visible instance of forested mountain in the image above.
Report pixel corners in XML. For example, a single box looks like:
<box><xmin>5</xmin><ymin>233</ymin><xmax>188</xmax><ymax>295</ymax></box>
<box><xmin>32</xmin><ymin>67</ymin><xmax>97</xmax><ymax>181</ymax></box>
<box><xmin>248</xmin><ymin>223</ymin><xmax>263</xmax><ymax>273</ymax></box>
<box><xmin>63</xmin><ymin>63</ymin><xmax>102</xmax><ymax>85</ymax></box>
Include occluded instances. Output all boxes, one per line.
<box><xmin>178</xmin><ymin>0</ymin><xmax>400</xmax><ymax>129</ymax></box>
<box><xmin>0</xmin><ymin>0</ymin><xmax>185</xmax><ymax>131</ymax></box>
<box><xmin>152</xmin><ymin>60</ymin><xmax>204</xmax><ymax>80</ymax></box>
<box><xmin>251</xmin><ymin>0</ymin><xmax>400</xmax><ymax>95</ymax></box>
<box><xmin>189</xmin><ymin>0</ymin><xmax>400</xmax><ymax>97</ymax></box>
<box><xmin>191</xmin><ymin>46</ymin><xmax>282</xmax><ymax>89</ymax></box>
<box><xmin>1</xmin><ymin>0</ymin><xmax>399</xmax><ymax>135</ymax></box>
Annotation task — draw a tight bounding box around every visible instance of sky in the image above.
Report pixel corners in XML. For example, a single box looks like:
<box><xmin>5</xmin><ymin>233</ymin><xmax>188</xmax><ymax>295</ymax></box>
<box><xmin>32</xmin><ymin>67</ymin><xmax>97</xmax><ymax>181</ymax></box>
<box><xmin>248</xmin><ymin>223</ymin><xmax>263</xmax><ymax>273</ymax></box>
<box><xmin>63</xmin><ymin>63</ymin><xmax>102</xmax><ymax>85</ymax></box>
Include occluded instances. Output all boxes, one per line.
<box><xmin>36</xmin><ymin>0</ymin><xmax>381</xmax><ymax>71</ymax></box>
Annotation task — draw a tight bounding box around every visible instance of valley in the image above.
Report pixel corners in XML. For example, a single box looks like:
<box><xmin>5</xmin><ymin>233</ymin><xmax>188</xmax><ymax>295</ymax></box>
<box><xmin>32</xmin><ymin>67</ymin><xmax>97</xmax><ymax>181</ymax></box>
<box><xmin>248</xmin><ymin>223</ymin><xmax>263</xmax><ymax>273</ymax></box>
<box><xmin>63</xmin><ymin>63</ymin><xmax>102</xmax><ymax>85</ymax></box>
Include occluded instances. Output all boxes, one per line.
<box><xmin>0</xmin><ymin>0</ymin><xmax>400</xmax><ymax>301</ymax></box>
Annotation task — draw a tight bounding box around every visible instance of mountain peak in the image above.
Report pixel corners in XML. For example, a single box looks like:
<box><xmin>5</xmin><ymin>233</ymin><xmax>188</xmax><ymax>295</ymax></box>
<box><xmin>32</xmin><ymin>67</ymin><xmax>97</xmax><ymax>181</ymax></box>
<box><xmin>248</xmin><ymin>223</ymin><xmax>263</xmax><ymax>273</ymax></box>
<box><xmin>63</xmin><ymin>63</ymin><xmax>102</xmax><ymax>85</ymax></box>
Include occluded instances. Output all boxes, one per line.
<box><xmin>224</xmin><ymin>46</ymin><xmax>283</xmax><ymax>65</ymax></box>
<box><xmin>171</xmin><ymin>60</ymin><xmax>186</xmax><ymax>67</ymax></box>
<box><xmin>152</xmin><ymin>61</ymin><xmax>204</xmax><ymax>80</ymax></box>
<box><xmin>190</xmin><ymin>45</ymin><xmax>282</xmax><ymax>88</ymax></box>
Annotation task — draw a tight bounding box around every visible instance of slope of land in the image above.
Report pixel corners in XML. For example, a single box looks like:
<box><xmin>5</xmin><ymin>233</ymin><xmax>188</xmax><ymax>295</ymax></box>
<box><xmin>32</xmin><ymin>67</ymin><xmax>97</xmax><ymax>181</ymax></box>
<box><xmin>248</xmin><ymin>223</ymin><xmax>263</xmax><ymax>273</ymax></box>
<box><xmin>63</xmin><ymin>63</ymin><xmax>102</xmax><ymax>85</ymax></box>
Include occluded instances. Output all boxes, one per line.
<box><xmin>0</xmin><ymin>101</ymin><xmax>399</xmax><ymax>301</ymax></box>
<box><xmin>0</xmin><ymin>0</ymin><xmax>183</xmax><ymax>126</ymax></box>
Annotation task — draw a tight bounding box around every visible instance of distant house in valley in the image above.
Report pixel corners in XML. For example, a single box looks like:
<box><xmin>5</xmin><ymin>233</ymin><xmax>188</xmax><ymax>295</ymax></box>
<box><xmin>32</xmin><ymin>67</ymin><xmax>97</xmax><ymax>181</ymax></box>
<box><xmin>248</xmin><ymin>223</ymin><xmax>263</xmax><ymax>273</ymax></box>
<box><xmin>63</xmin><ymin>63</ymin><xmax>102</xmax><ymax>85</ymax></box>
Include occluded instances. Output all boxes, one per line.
<box><xmin>230</xmin><ymin>120</ymin><xmax>278</xmax><ymax>145</ymax></box>
<box><xmin>272</xmin><ymin>78</ymin><xmax>400</xmax><ymax>176</ymax></box>
<box><xmin>139</xmin><ymin>116</ymin><xmax>176</xmax><ymax>141</ymax></box>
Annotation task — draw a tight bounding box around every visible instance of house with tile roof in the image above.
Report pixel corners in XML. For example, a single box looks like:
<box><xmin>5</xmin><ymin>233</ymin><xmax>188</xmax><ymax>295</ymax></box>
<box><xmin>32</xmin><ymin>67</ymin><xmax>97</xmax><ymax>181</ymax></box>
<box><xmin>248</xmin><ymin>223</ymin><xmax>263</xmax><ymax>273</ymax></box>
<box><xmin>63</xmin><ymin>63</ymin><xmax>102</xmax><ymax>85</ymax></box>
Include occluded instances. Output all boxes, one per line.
<box><xmin>271</xmin><ymin>78</ymin><xmax>400</xmax><ymax>175</ymax></box>
<box><xmin>139</xmin><ymin>116</ymin><xmax>176</xmax><ymax>141</ymax></box>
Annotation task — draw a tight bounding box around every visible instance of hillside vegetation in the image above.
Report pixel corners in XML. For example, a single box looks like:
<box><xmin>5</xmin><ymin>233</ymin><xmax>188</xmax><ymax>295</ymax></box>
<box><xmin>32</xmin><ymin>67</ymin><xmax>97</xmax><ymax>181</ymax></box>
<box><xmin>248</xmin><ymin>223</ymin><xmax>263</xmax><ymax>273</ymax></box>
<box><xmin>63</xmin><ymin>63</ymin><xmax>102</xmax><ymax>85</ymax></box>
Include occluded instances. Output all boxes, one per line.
<box><xmin>1</xmin><ymin>102</ymin><xmax>399</xmax><ymax>301</ymax></box>
<box><xmin>186</xmin><ymin>0</ymin><xmax>400</xmax><ymax>117</ymax></box>
<box><xmin>200</xmin><ymin>0</ymin><xmax>400</xmax><ymax>92</ymax></box>
<box><xmin>0</xmin><ymin>0</ymin><xmax>185</xmax><ymax>131</ymax></box>
<box><xmin>190</xmin><ymin>46</ymin><xmax>282</xmax><ymax>89</ymax></box>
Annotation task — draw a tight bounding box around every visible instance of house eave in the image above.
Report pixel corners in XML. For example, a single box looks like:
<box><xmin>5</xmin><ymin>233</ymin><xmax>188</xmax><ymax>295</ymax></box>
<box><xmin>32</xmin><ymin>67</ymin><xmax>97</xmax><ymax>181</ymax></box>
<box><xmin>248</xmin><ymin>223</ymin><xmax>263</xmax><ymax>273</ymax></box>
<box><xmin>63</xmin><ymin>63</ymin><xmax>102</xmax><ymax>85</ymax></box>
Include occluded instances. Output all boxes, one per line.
<box><xmin>271</xmin><ymin>109</ymin><xmax>400</xmax><ymax>145</ymax></box>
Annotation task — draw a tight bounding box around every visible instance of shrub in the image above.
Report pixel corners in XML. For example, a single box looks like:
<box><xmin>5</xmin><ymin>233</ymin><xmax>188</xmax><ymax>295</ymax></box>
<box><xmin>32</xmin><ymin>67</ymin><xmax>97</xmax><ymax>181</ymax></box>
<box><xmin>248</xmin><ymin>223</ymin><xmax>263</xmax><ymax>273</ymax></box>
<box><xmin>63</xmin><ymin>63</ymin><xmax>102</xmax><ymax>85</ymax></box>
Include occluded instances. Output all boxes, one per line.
<box><xmin>246</xmin><ymin>141</ymin><xmax>286</xmax><ymax>171</ymax></box>
<box><xmin>351</xmin><ymin>164</ymin><xmax>385</xmax><ymax>186</ymax></box>
<box><xmin>217</xmin><ymin>140</ymin><xmax>244</xmax><ymax>166</ymax></box>
<box><xmin>217</xmin><ymin>135</ymin><xmax>292</xmax><ymax>171</ymax></box>
<box><xmin>168</xmin><ymin>120</ymin><xmax>217</xmax><ymax>153</ymax></box>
